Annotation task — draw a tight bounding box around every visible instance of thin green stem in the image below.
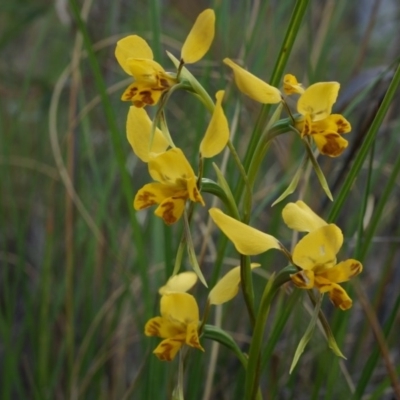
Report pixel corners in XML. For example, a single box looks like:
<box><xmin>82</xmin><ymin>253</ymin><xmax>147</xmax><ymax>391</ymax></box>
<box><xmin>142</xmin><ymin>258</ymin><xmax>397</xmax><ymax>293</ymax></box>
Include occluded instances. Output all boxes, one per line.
<box><xmin>227</xmin><ymin>139</ymin><xmax>251</xmax><ymax>220</ymax></box>
<box><xmin>240</xmin><ymin>255</ymin><xmax>256</xmax><ymax>327</ymax></box>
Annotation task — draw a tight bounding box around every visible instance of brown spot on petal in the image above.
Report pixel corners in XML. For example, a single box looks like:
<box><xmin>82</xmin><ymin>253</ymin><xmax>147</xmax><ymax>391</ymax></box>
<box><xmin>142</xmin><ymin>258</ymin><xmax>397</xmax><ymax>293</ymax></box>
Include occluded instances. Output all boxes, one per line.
<box><xmin>133</xmin><ymin>99</ymin><xmax>145</xmax><ymax>108</ymax></box>
<box><xmin>329</xmin><ymin>287</ymin><xmax>352</xmax><ymax>310</ymax></box>
<box><xmin>188</xmin><ymin>333</ymin><xmax>202</xmax><ymax>349</ymax></box>
<box><xmin>156</xmin><ymin>338</ymin><xmax>184</xmax><ymax>361</ymax></box>
<box><xmin>123</xmin><ymin>86</ymin><xmax>138</xmax><ymax>101</ymax></box>
<box><xmin>161</xmin><ymin>201</ymin><xmax>177</xmax><ymax>225</ymax></box>
<box><xmin>335</xmin><ymin>118</ymin><xmax>350</xmax><ymax>134</ymax></box>
<box><xmin>139</xmin><ymin>90</ymin><xmax>155</xmax><ymax>105</ymax></box>
<box><xmin>159</xmin><ymin>78</ymin><xmax>170</xmax><ymax>88</ymax></box>
<box><xmin>136</xmin><ymin>191</ymin><xmax>157</xmax><ymax>208</ymax></box>
<box><xmin>349</xmin><ymin>262</ymin><xmax>362</xmax><ymax>278</ymax></box>
<box><xmin>302</xmin><ymin>120</ymin><xmax>311</xmax><ymax>137</ymax></box>
<box><xmin>146</xmin><ymin>320</ymin><xmax>161</xmax><ymax>336</ymax></box>
<box><xmin>290</xmin><ymin>272</ymin><xmax>309</xmax><ymax>288</ymax></box>
<box><xmin>192</xmin><ymin>187</ymin><xmax>203</xmax><ymax>204</ymax></box>
<box><xmin>320</xmin><ymin>134</ymin><xmax>345</xmax><ymax>157</ymax></box>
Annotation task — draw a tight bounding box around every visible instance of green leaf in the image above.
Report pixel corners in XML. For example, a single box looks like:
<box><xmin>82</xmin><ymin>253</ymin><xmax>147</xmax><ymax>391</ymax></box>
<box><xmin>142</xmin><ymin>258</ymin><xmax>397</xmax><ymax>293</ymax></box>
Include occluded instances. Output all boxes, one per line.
<box><xmin>183</xmin><ymin>212</ymin><xmax>207</xmax><ymax>287</ymax></box>
<box><xmin>212</xmin><ymin>163</ymin><xmax>241</xmax><ymax>219</ymax></box>
<box><xmin>203</xmin><ymin>325</ymin><xmax>248</xmax><ymax>368</ymax></box>
<box><xmin>307</xmin><ymin>290</ymin><xmax>346</xmax><ymax>359</ymax></box>
<box><xmin>289</xmin><ymin>294</ymin><xmax>322</xmax><ymax>374</ymax></box>
<box><xmin>271</xmin><ymin>156</ymin><xmax>307</xmax><ymax>206</ymax></box>
<box><xmin>303</xmin><ymin>139</ymin><xmax>333</xmax><ymax>201</ymax></box>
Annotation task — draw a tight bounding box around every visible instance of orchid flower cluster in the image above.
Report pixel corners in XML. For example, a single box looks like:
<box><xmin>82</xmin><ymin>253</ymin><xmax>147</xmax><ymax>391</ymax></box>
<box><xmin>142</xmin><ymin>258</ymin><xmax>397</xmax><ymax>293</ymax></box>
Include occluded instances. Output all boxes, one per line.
<box><xmin>115</xmin><ymin>8</ymin><xmax>362</xmax><ymax>398</ymax></box>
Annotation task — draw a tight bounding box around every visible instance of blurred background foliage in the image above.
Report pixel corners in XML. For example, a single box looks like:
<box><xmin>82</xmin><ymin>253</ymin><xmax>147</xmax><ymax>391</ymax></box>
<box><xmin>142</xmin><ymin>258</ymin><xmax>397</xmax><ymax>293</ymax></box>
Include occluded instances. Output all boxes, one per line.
<box><xmin>0</xmin><ymin>0</ymin><xmax>399</xmax><ymax>399</ymax></box>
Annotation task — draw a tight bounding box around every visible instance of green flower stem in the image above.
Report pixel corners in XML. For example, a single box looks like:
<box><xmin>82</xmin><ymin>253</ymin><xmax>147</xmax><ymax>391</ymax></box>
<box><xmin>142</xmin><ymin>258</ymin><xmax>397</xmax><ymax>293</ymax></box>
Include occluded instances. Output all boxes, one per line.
<box><xmin>244</xmin><ymin>266</ymin><xmax>296</xmax><ymax>400</ymax></box>
<box><xmin>328</xmin><ymin>61</ymin><xmax>400</xmax><ymax>222</ymax></box>
<box><xmin>226</xmin><ymin>139</ymin><xmax>252</xmax><ymax>221</ymax></box>
<box><xmin>172</xmin><ymin>235</ymin><xmax>186</xmax><ymax>277</ymax></box>
<box><xmin>151</xmin><ymin>82</ymin><xmax>187</xmax><ymax>149</ymax></box>
<box><xmin>243</xmin><ymin>118</ymin><xmax>294</xmax><ymax>223</ymax></box>
<box><xmin>241</xmin><ymin>254</ymin><xmax>256</xmax><ymax>327</ymax></box>
<box><xmin>201</xmin><ymin>178</ymin><xmax>240</xmax><ymax>220</ymax></box>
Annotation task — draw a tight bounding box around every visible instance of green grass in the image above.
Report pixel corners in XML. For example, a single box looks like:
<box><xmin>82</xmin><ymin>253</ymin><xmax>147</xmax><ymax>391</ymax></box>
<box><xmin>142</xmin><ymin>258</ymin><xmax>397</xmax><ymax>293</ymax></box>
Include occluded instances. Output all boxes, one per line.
<box><xmin>1</xmin><ymin>0</ymin><xmax>400</xmax><ymax>399</ymax></box>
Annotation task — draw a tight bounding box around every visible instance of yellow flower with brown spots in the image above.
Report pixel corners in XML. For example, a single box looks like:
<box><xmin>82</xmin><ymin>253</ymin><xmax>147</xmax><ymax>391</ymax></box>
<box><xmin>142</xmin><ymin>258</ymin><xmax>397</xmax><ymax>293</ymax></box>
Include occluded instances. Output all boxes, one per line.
<box><xmin>282</xmin><ymin>201</ymin><xmax>362</xmax><ymax>310</ymax></box>
<box><xmin>134</xmin><ymin>148</ymin><xmax>204</xmax><ymax>224</ymax></box>
<box><xmin>283</xmin><ymin>74</ymin><xmax>351</xmax><ymax>157</ymax></box>
<box><xmin>115</xmin><ymin>35</ymin><xmax>176</xmax><ymax>107</ymax></box>
<box><xmin>115</xmin><ymin>10</ymin><xmax>215</xmax><ymax>108</ymax></box>
<box><xmin>145</xmin><ymin>292</ymin><xmax>204</xmax><ymax>361</ymax></box>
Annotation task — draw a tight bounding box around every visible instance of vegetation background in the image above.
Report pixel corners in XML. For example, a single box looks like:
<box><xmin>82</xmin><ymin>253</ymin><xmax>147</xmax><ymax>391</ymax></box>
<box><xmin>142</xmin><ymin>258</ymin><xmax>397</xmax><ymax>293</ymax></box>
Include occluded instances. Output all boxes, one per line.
<box><xmin>0</xmin><ymin>0</ymin><xmax>399</xmax><ymax>399</ymax></box>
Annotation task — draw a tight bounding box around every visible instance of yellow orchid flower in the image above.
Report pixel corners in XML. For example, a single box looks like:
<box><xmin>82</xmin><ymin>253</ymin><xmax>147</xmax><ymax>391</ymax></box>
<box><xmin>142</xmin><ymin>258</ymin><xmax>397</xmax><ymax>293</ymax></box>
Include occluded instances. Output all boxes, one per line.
<box><xmin>284</xmin><ymin>74</ymin><xmax>351</xmax><ymax>157</ymax></box>
<box><xmin>209</xmin><ymin>208</ymin><xmax>281</xmax><ymax>255</ymax></box>
<box><xmin>208</xmin><ymin>264</ymin><xmax>260</xmax><ymax>305</ymax></box>
<box><xmin>282</xmin><ymin>201</ymin><xmax>362</xmax><ymax>310</ymax></box>
<box><xmin>223</xmin><ymin>58</ymin><xmax>282</xmax><ymax>104</ymax></box>
<box><xmin>145</xmin><ymin>292</ymin><xmax>204</xmax><ymax>361</ymax></box>
<box><xmin>126</xmin><ymin>106</ymin><xmax>169</xmax><ymax>162</ymax></box>
<box><xmin>115</xmin><ymin>35</ymin><xmax>176</xmax><ymax>107</ymax></box>
<box><xmin>134</xmin><ymin>148</ymin><xmax>205</xmax><ymax>224</ymax></box>
<box><xmin>116</xmin><ymin>10</ymin><xmax>215</xmax><ymax>107</ymax></box>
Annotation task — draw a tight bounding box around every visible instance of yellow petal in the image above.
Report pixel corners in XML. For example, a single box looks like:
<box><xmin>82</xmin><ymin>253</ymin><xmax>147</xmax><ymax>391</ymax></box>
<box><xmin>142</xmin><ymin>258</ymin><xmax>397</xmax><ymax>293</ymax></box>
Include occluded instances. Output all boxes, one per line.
<box><xmin>200</xmin><ymin>90</ymin><xmax>230</xmax><ymax>158</ymax></box>
<box><xmin>283</xmin><ymin>74</ymin><xmax>304</xmax><ymax>95</ymax></box>
<box><xmin>292</xmin><ymin>224</ymin><xmax>343</xmax><ymax>270</ymax></box>
<box><xmin>209</xmin><ymin>208</ymin><xmax>281</xmax><ymax>255</ymax></box>
<box><xmin>153</xmin><ymin>336</ymin><xmax>185</xmax><ymax>361</ymax></box>
<box><xmin>308</xmin><ymin>114</ymin><xmax>351</xmax><ymax>135</ymax></box>
<box><xmin>115</xmin><ymin>35</ymin><xmax>154</xmax><ymax>75</ymax></box>
<box><xmin>161</xmin><ymin>293</ymin><xmax>200</xmax><ymax>324</ymax></box>
<box><xmin>181</xmin><ymin>9</ymin><xmax>215</xmax><ymax>64</ymax></box>
<box><xmin>319</xmin><ymin>259</ymin><xmax>362</xmax><ymax>283</ymax></box>
<box><xmin>328</xmin><ymin>283</ymin><xmax>353</xmax><ymax>310</ymax></box>
<box><xmin>121</xmin><ymin>81</ymin><xmax>164</xmax><ymax>106</ymax></box>
<box><xmin>185</xmin><ymin>321</ymin><xmax>204</xmax><ymax>351</ymax></box>
<box><xmin>282</xmin><ymin>201</ymin><xmax>327</xmax><ymax>232</ymax></box>
<box><xmin>125</xmin><ymin>58</ymin><xmax>168</xmax><ymax>83</ymax></box>
<box><xmin>186</xmin><ymin>176</ymin><xmax>205</xmax><ymax>205</ymax></box>
<box><xmin>314</xmin><ymin>277</ymin><xmax>353</xmax><ymax>310</ymax></box>
<box><xmin>297</xmin><ymin>82</ymin><xmax>340</xmax><ymax>121</ymax></box>
<box><xmin>223</xmin><ymin>58</ymin><xmax>282</xmax><ymax>104</ymax></box>
<box><xmin>208</xmin><ymin>264</ymin><xmax>260</xmax><ymax>305</ymax></box>
<box><xmin>126</xmin><ymin>106</ymin><xmax>169</xmax><ymax>162</ymax></box>
<box><xmin>327</xmin><ymin>114</ymin><xmax>352</xmax><ymax>134</ymax></box>
<box><xmin>154</xmin><ymin>195</ymin><xmax>187</xmax><ymax>225</ymax></box>
<box><xmin>159</xmin><ymin>272</ymin><xmax>198</xmax><ymax>295</ymax></box>
<box><xmin>133</xmin><ymin>182</ymin><xmax>178</xmax><ymax>210</ymax></box>
<box><xmin>148</xmin><ymin>148</ymin><xmax>196</xmax><ymax>185</ymax></box>
<box><xmin>144</xmin><ymin>316</ymin><xmax>183</xmax><ymax>338</ymax></box>
<box><xmin>290</xmin><ymin>269</ymin><xmax>314</xmax><ymax>289</ymax></box>
<box><xmin>312</xmin><ymin>132</ymin><xmax>348</xmax><ymax>157</ymax></box>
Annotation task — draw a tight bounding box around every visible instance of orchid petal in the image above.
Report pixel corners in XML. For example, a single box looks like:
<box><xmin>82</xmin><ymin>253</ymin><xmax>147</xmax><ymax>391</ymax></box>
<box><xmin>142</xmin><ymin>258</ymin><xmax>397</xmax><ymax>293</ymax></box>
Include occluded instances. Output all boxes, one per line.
<box><xmin>209</xmin><ymin>208</ymin><xmax>281</xmax><ymax>255</ymax></box>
